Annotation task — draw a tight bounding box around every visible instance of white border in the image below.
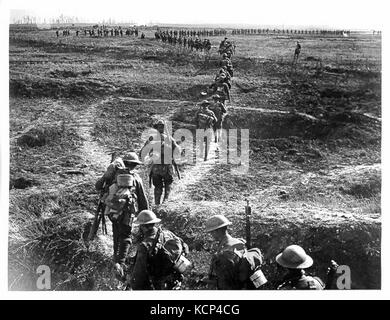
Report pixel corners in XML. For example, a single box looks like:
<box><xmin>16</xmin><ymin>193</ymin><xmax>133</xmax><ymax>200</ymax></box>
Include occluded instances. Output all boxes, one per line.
<box><xmin>1</xmin><ymin>0</ymin><xmax>389</xmax><ymax>300</ymax></box>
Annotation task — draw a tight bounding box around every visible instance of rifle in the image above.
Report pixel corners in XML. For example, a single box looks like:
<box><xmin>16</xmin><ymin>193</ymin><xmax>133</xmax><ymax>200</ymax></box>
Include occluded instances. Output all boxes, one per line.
<box><xmin>87</xmin><ymin>190</ymin><xmax>107</xmax><ymax>241</ymax></box>
<box><xmin>173</xmin><ymin>161</ymin><xmax>181</xmax><ymax>180</ymax></box>
<box><xmin>87</xmin><ymin>152</ymin><xmax>118</xmax><ymax>242</ymax></box>
<box><xmin>245</xmin><ymin>199</ymin><xmax>252</xmax><ymax>249</ymax></box>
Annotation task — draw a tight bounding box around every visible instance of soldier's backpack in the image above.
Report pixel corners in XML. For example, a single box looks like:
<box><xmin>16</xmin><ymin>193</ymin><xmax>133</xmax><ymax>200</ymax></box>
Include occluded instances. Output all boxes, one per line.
<box><xmin>213</xmin><ymin>246</ymin><xmax>267</xmax><ymax>289</ymax></box>
<box><xmin>147</xmin><ymin>227</ymin><xmax>190</xmax><ymax>278</ymax></box>
<box><xmin>105</xmin><ymin>169</ymin><xmax>138</xmax><ymax>225</ymax></box>
<box><xmin>209</xmin><ymin>102</ymin><xmax>226</xmax><ymax>122</ymax></box>
<box><xmin>197</xmin><ymin>110</ymin><xmax>214</xmax><ymax>129</ymax></box>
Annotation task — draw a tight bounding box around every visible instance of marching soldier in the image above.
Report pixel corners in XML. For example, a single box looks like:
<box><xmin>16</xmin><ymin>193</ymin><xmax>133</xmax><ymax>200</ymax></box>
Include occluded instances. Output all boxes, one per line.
<box><xmin>204</xmin><ymin>215</ymin><xmax>247</xmax><ymax>289</ymax></box>
<box><xmin>195</xmin><ymin>101</ymin><xmax>217</xmax><ymax>161</ymax></box>
<box><xmin>140</xmin><ymin>119</ymin><xmax>180</xmax><ymax>205</ymax></box>
<box><xmin>130</xmin><ymin>210</ymin><xmax>189</xmax><ymax>290</ymax></box>
<box><xmin>275</xmin><ymin>245</ymin><xmax>339</xmax><ymax>290</ymax></box>
<box><xmin>293</xmin><ymin>41</ymin><xmax>301</xmax><ymax>63</ymax></box>
<box><xmin>209</xmin><ymin>94</ymin><xmax>227</xmax><ymax>143</ymax></box>
<box><xmin>221</xmin><ymin>53</ymin><xmax>234</xmax><ymax>77</ymax></box>
<box><xmin>95</xmin><ymin>152</ymin><xmax>149</xmax><ymax>280</ymax></box>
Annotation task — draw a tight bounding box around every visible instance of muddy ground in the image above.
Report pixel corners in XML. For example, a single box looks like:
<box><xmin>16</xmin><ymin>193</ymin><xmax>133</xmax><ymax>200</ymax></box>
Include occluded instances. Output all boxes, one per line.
<box><xmin>8</xmin><ymin>28</ymin><xmax>381</xmax><ymax>290</ymax></box>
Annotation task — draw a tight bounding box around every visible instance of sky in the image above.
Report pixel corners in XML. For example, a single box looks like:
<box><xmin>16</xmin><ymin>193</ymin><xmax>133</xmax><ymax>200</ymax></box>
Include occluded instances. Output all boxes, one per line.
<box><xmin>4</xmin><ymin>0</ymin><xmax>386</xmax><ymax>30</ymax></box>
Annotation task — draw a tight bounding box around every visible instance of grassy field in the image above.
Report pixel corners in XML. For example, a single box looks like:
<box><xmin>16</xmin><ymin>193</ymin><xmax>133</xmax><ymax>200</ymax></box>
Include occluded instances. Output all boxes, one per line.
<box><xmin>9</xmin><ymin>28</ymin><xmax>381</xmax><ymax>290</ymax></box>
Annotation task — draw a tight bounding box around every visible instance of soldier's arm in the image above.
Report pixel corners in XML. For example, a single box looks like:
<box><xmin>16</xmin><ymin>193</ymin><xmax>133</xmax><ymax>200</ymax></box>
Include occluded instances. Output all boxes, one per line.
<box><xmin>95</xmin><ymin>176</ymin><xmax>106</xmax><ymax>191</ymax></box>
<box><xmin>131</xmin><ymin>244</ymin><xmax>150</xmax><ymax>290</ymax></box>
<box><xmin>325</xmin><ymin>260</ymin><xmax>339</xmax><ymax>289</ymax></box>
<box><xmin>210</xmin><ymin>111</ymin><xmax>218</xmax><ymax>123</ymax></box>
<box><xmin>95</xmin><ymin>159</ymin><xmax>122</xmax><ymax>191</ymax></box>
<box><xmin>139</xmin><ymin>136</ymin><xmax>155</xmax><ymax>160</ymax></box>
<box><xmin>225</xmin><ymin>85</ymin><xmax>231</xmax><ymax>101</ymax></box>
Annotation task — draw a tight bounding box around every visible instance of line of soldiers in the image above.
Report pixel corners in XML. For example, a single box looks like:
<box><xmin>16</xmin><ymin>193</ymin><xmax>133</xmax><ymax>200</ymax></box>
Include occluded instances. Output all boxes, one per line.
<box><xmin>92</xmin><ymin>155</ymin><xmax>340</xmax><ymax>291</ymax></box>
<box><xmin>218</xmin><ymin>37</ymin><xmax>236</xmax><ymax>57</ymax></box>
<box><xmin>203</xmin><ymin>214</ymin><xmax>340</xmax><ymax>290</ymax></box>
<box><xmin>91</xmin><ymin>36</ymin><xmax>340</xmax><ymax>290</ymax></box>
<box><xmin>56</xmin><ymin>29</ymin><xmax>71</xmax><ymax>37</ymax></box>
<box><xmin>155</xmin><ymin>30</ymin><xmax>211</xmax><ymax>52</ymax></box>
<box><xmin>231</xmin><ymin>28</ymin><xmax>352</xmax><ymax>35</ymax></box>
<box><xmin>156</xmin><ymin>29</ymin><xmax>228</xmax><ymax>38</ymax></box>
<box><xmin>194</xmin><ymin>38</ymin><xmax>235</xmax><ymax>159</ymax></box>
<box><xmin>55</xmin><ymin>27</ymin><xmax>140</xmax><ymax>38</ymax></box>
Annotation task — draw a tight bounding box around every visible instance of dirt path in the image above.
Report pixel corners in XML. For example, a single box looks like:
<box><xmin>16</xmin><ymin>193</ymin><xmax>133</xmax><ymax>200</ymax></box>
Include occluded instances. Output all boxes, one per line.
<box><xmin>115</xmin><ymin>96</ymin><xmax>320</xmax><ymax>121</ymax></box>
<box><xmin>66</xmin><ymin>97</ymin><xmax>116</xmax><ymax>256</ymax></box>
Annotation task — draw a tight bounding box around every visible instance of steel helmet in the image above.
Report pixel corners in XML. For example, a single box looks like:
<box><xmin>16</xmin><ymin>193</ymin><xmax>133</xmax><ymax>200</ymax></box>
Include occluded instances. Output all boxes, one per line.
<box><xmin>275</xmin><ymin>245</ymin><xmax>313</xmax><ymax>269</ymax></box>
<box><xmin>205</xmin><ymin>215</ymin><xmax>232</xmax><ymax>232</ymax></box>
<box><xmin>222</xmin><ymin>53</ymin><xmax>227</xmax><ymax>58</ymax></box>
<box><xmin>199</xmin><ymin>100</ymin><xmax>210</xmax><ymax>107</ymax></box>
<box><xmin>212</xmin><ymin>94</ymin><xmax>221</xmax><ymax>100</ymax></box>
<box><xmin>123</xmin><ymin>152</ymin><xmax>143</xmax><ymax>165</ymax></box>
<box><xmin>134</xmin><ymin>210</ymin><xmax>161</xmax><ymax>225</ymax></box>
<box><xmin>153</xmin><ymin>119</ymin><xmax>166</xmax><ymax>128</ymax></box>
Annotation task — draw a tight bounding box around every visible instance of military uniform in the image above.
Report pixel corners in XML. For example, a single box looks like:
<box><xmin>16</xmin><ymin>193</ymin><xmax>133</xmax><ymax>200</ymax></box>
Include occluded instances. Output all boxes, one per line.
<box><xmin>141</xmin><ymin>130</ymin><xmax>180</xmax><ymax>205</ymax></box>
<box><xmin>277</xmin><ymin>272</ymin><xmax>325</xmax><ymax>290</ymax></box>
<box><xmin>208</xmin><ymin>234</ymin><xmax>247</xmax><ymax>290</ymax></box>
<box><xmin>196</xmin><ymin>107</ymin><xmax>217</xmax><ymax>130</ymax></box>
<box><xmin>209</xmin><ymin>101</ymin><xmax>227</xmax><ymax>130</ymax></box>
<box><xmin>131</xmin><ymin>213</ymin><xmax>189</xmax><ymax>290</ymax></box>
<box><xmin>95</xmin><ymin>156</ymin><xmax>148</xmax><ymax>265</ymax></box>
<box><xmin>196</xmin><ymin>106</ymin><xmax>217</xmax><ymax>161</ymax></box>
<box><xmin>275</xmin><ymin>244</ymin><xmax>327</xmax><ymax>290</ymax></box>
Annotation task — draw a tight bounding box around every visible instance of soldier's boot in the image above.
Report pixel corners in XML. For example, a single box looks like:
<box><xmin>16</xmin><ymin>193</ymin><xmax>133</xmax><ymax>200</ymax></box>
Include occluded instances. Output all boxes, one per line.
<box><xmin>154</xmin><ymin>188</ymin><xmax>163</xmax><ymax>205</ymax></box>
<box><xmin>113</xmin><ymin>262</ymin><xmax>125</xmax><ymax>282</ymax></box>
<box><xmin>163</xmin><ymin>184</ymin><xmax>173</xmax><ymax>202</ymax></box>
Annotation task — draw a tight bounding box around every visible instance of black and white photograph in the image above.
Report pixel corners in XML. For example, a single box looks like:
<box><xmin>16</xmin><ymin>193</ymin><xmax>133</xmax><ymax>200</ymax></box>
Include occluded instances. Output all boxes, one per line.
<box><xmin>0</xmin><ymin>0</ymin><xmax>387</xmax><ymax>299</ymax></box>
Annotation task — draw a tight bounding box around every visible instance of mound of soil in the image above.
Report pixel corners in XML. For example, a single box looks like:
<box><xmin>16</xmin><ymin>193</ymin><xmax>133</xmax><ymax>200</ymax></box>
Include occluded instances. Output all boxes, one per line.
<box><xmin>10</xmin><ymin>177</ymin><xmax>41</xmax><ymax>189</ymax></box>
<box><xmin>17</xmin><ymin>128</ymin><xmax>48</xmax><ymax>147</ymax></box>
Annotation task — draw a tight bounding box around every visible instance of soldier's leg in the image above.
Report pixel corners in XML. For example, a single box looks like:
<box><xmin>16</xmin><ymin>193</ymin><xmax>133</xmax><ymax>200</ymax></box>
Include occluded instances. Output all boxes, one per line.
<box><xmin>204</xmin><ymin>136</ymin><xmax>210</xmax><ymax>161</ymax></box>
<box><xmin>112</xmin><ymin>220</ymin><xmax>120</xmax><ymax>262</ymax></box>
<box><xmin>162</xmin><ymin>174</ymin><xmax>174</xmax><ymax>202</ymax></box>
<box><xmin>152</xmin><ymin>174</ymin><xmax>164</xmax><ymax>205</ymax></box>
<box><xmin>116</xmin><ymin>223</ymin><xmax>133</xmax><ymax>265</ymax></box>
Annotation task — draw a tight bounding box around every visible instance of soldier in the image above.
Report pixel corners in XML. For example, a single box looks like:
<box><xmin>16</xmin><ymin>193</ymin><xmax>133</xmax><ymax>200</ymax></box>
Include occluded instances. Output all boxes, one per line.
<box><xmin>196</xmin><ymin>101</ymin><xmax>217</xmax><ymax>161</ymax></box>
<box><xmin>209</xmin><ymin>94</ymin><xmax>227</xmax><ymax>143</ymax></box>
<box><xmin>211</xmin><ymin>81</ymin><xmax>230</xmax><ymax>105</ymax></box>
<box><xmin>219</xmin><ymin>37</ymin><xmax>228</xmax><ymax>54</ymax></box>
<box><xmin>204</xmin><ymin>215</ymin><xmax>247</xmax><ymax>289</ymax></box>
<box><xmin>214</xmin><ymin>67</ymin><xmax>231</xmax><ymax>89</ymax></box>
<box><xmin>141</xmin><ymin>32</ymin><xmax>145</xmax><ymax>39</ymax></box>
<box><xmin>140</xmin><ymin>119</ymin><xmax>180</xmax><ymax>205</ymax></box>
<box><xmin>293</xmin><ymin>41</ymin><xmax>301</xmax><ymax>63</ymax></box>
<box><xmin>95</xmin><ymin>152</ymin><xmax>149</xmax><ymax>279</ymax></box>
<box><xmin>221</xmin><ymin>53</ymin><xmax>234</xmax><ymax>77</ymax></box>
<box><xmin>275</xmin><ymin>245</ymin><xmax>338</xmax><ymax>290</ymax></box>
<box><xmin>130</xmin><ymin>210</ymin><xmax>189</xmax><ymax>290</ymax></box>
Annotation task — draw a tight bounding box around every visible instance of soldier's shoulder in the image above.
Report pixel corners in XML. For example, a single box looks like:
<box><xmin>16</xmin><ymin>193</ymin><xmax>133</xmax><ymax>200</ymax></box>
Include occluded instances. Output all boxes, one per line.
<box><xmin>131</xmin><ymin>171</ymin><xmax>143</xmax><ymax>180</ymax></box>
<box><xmin>296</xmin><ymin>275</ymin><xmax>325</xmax><ymax>290</ymax></box>
<box><xmin>277</xmin><ymin>281</ymin><xmax>296</xmax><ymax>290</ymax></box>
